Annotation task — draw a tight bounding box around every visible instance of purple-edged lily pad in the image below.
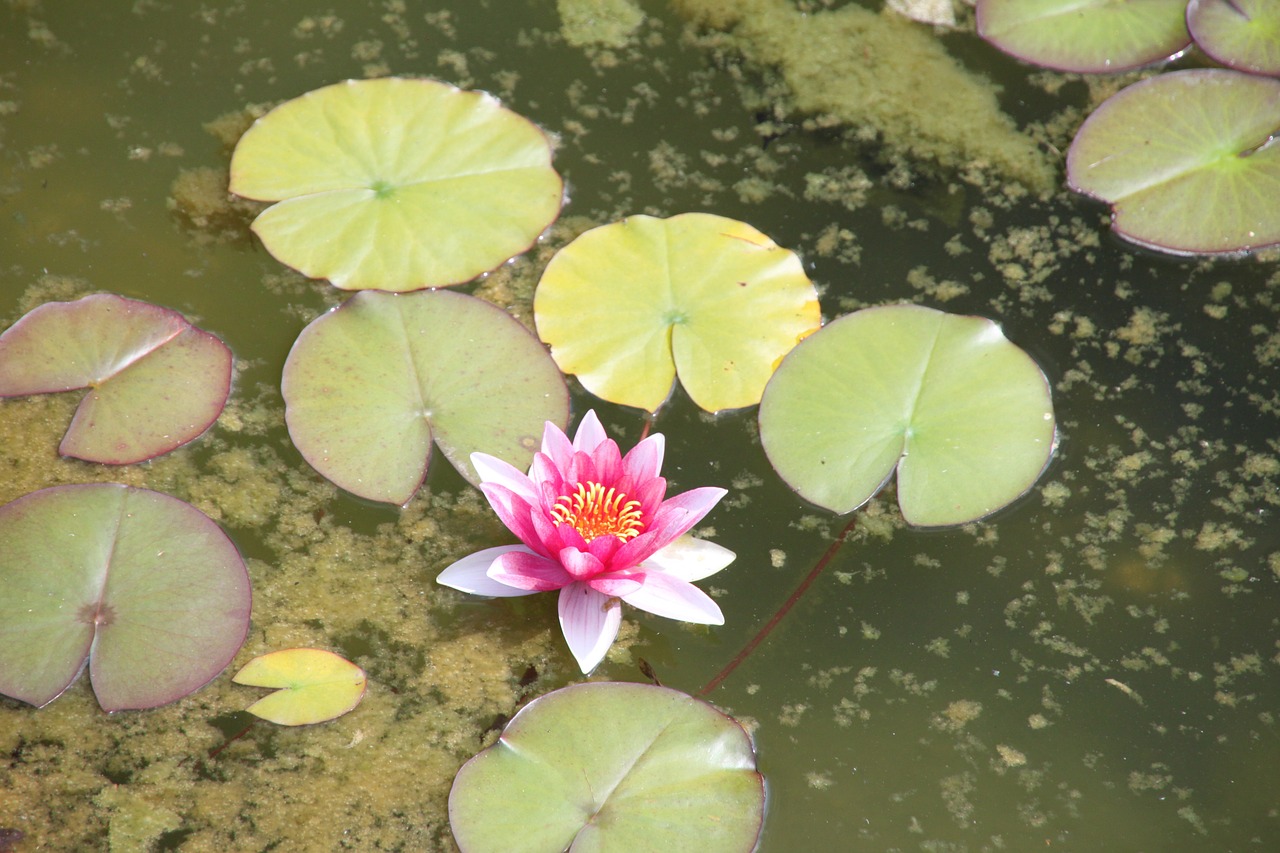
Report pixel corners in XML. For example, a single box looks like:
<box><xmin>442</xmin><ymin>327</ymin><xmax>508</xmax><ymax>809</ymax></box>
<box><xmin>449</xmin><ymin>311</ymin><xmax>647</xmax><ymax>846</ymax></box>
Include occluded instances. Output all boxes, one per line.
<box><xmin>0</xmin><ymin>484</ymin><xmax>251</xmax><ymax>711</ymax></box>
<box><xmin>977</xmin><ymin>0</ymin><xmax>1190</xmax><ymax>73</ymax></box>
<box><xmin>449</xmin><ymin>682</ymin><xmax>764</xmax><ymax>853</ymax></box>
<box><xmin>282</xmin><ymin>289</ymin><xmax>569</xmax><ymax>505</ymax></box>
<box><xmin>1067</xmin><ymin>69</ymin><xmax>1280</xmax><ymax>255</ymax></box>
<box><xmin>1187</xmin><ymin>0</ymin><xmax>1280</xmax><ymax>77</ymax></box>
<box><xmin>0</xmin><ymin>294</ymin><xmax>232</xmax><ymax>464</ymax></box>
<box><xmin>759</xmin><ymin>304</ymin><xmax>1056</xmax><ymax>526</ymax></box>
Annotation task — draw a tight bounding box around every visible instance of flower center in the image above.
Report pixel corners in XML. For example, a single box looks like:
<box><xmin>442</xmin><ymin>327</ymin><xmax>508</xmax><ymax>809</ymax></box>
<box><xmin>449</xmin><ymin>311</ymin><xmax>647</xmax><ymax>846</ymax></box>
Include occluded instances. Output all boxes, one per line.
<box><xmin>550</xmin><ymin>482</ymin><xmax>644</xmax><ymax>542</ymax></box>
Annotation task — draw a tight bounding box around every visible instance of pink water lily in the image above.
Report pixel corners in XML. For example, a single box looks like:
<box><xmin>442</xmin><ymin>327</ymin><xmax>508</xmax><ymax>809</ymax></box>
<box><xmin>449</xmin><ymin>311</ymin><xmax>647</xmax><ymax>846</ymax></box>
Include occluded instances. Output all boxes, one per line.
<box><xmin>437</xmin><ymin>411</ymin><xmax>734</xmax><ymax>673</ymax></box>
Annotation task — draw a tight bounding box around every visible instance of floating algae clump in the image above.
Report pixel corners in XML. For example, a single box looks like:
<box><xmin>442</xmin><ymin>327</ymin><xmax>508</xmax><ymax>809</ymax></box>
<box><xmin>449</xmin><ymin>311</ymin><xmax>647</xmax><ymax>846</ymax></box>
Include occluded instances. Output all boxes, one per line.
<box><xmin>673</xmin><ymin>0</ymin><xmax>1055</xmax><ymax>193</ymax></box>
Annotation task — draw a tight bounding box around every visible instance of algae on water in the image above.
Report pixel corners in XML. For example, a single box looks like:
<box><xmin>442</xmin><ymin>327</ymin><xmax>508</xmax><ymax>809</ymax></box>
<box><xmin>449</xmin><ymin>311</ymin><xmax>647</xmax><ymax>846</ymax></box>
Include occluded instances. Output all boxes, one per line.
<box><xmin>672</xmin><ymin>0</ymin><xmax>1056</xmax><ymax>192</ymax></box>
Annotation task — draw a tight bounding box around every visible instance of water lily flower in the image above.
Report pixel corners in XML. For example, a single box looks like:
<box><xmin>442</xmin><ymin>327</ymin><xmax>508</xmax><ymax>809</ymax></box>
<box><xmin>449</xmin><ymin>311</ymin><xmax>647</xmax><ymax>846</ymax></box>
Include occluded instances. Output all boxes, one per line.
<box><xmin>437</xmin><ymin>411</ymin><xmax>734</xmax><ymax>673</ymax></box>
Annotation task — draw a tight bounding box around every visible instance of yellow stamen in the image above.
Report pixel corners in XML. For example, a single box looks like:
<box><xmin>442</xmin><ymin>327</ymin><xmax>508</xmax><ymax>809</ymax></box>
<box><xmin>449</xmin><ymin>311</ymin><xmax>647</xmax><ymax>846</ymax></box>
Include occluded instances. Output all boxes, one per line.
<box><xmin>550</xmin><ymin>482</ymin><xmax>644</xmax><ymax>542</ymax></box>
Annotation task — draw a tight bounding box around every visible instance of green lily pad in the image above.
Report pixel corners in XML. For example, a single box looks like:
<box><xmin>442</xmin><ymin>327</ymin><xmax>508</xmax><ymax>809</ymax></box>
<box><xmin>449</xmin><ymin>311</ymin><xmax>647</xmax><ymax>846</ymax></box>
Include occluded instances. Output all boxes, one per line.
<box><xmin>233</xmin><ymin>648</ymin><xmax>367</xmax><ymax>726</ymax></box>
<box><xmin>533</xmin><ymin>213</ymin><xmax>821</xmax><ymax>413</ymax></box>
<box><xmin>449</xmin><ymin>682</ymin><xmax>764</xmax><ymax>853</ymax></box>
<box><xmin>758</xmin><ymin>304</ymin><xmax>1056</xmax><ymax>526</ymax></box>
<box><xmin>0</xmin><ymin>484</ymin><xmax>251</xmax><ymax>711</ymax></box>
<box><xmin>282</xmin><ymin>289</ymin><xmax>569</xmax><ymax>505</ymax></box>
<box><xmin>977</xmin><ymin>0</ymin><xmax>1190</xmax><ymax>73</ymax></box>
<box><xmin>1067</xmin><ymin>69</ymin><xmax>1280</xmax><ymax>255</ymax></box>
<box><xmin>1187</xmin><ymin>0</ymin><xmax>1280</xmax><ymax>77</ymax></box>
<box><xmin>229</xmin><ymin>77</ymin><xmax>563</xmax><ymax>291</ymax></box>
<box><xmin>0</xmin><ymin>294</ymin><xmax>232</xmax><ymax>464</ymax></box>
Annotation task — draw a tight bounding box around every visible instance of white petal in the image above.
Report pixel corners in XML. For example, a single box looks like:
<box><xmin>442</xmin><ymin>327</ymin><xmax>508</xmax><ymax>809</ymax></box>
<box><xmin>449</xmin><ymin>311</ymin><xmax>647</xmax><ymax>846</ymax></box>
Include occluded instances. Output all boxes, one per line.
<box><xmin>641</xmin><ymin>535</ymin><xmax>736</xmax><ymax>581</ymax></box>
<box><xmin>572</xmin><ymin>409</ymin><xmax>607</xmax><ymax>453</ymax></box>
<box><xmin>470</xmin><ymin>452</ymin><xmax>537</xmax><ymax>502</ymax></box>
<box><xmin>558</xmin><ymin>582</ymin><xmax>622</xmax><ymax>673</ymax></box>
<box><xmin>437</xmin><ymin>546</ymin><xmax>540</xmax><ymax>597</ymax></box>
<box><xmin>622</xmin><ymin>574</ymin><xmax>724</xmax><ymax>625</ymax></box>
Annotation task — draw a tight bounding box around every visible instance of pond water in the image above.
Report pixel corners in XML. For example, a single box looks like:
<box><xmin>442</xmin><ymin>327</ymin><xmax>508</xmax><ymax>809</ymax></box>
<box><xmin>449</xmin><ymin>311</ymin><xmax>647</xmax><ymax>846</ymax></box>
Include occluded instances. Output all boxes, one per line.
<box><xmin>2</xmin><ymin>0</ymin><xmax>1278</xmax><ymax>850</ymax></box>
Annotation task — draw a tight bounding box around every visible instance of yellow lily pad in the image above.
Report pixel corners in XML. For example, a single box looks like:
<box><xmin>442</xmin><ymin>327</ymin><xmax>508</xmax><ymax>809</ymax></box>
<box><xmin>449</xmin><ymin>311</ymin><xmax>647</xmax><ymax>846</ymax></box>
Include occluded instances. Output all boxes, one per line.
<box><xmin>533</xmin><ymin>213</ymin><xmax>821</xmax><ymax>413</ymax></box>
<box><xmin>233</xmin><ymin>648</ymin><xmax>367</xmax><ymax>726</ymax></box>
<box><xmin>229</xmin><ymin>77</ymin><xmax>563</xmax><ymax>291</ymax></box>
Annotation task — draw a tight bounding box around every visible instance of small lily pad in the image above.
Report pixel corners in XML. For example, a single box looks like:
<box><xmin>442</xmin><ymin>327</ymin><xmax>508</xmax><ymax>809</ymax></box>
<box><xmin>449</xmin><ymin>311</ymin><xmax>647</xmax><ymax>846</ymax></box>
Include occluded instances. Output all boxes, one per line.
<box><xmin>229</xmin><ymin>77</ymin><xmax>564</xmax><ymax>291</ymax></box>
<box><xmin>233</xmin><ymin>648</ymin><xmax>367</xmax><ymax>726</ymax></box>
<box><xmin>977</xmin><ymin>0</ymin><xmax>1190</xmax><ymax>73</ymax></box>
<box><xmin>758</xmin><ymin>304</ymin><xmax>1056</xmax><ymax>526</ymax></box>
<box><xmin>0</xmin><ymin>294</ymin><xmax>232</xmax><ymax>464</ymax></box>
<box><xmin>282</xmin><ymin>289</ymin><xmax>569</xmax><ymax>505</ymax></box>
<box><xmin>1067</xmin><ymin>69</ymin><xmax>1280</xmax><ymax>255</ymax></box>
<box><xmin>449</xmin><ymin>682</ymin><xmax>764</xmax><ymax>853</ymax></box>
<box><xmin>1187</xmin><ymin>0</ymin><xmax>1280</xmax><ymax>77</ymax></box>
<box><xmin>534</xmin><ymin>213</ymin><xmax>821</xmax><ymax>413</ymax></box>
<box><xmin>0</xmin><ymin>484</ymin><xmax>251</xmax><ymax>711</ymax></box>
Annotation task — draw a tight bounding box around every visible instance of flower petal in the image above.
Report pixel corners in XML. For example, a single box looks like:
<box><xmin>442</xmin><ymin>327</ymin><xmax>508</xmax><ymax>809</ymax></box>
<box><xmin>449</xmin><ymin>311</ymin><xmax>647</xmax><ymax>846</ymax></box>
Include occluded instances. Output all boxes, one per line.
<box><xmin>558</xmin><ymin>582</ymin><xmax>622</xmax><ymax>673</ymax></box>
<box><xmin>642</xmin><ymin>535</ymin><xmax>736</xmax><ymax>581</ymax></box>
<box><xmin>437</xmin><ymin>546</ymin><xmax>540</xmax><ymax>597</ymax></box>
<box><xmin>471</xmin><ymin>452</ymin><xmax>537</xmax><ymax>502</ymax></box>
<box><xmin>541</xmin><ymin>420</ymin><xmax>575</xmax><ymax>472</ymax></box>
<box><xmin>587</xmin><ymin>573</ymin><xmax>644</xmax><ymax>597</ymax></box>
<box><xmin>490</xmin><ymin>549</ymin><xmax>574</xmax><ymax>591</ymax></box>
<box><xmin>621</xmin><ymin>573</ymin><xmax>724</xmax><ymax>625</ymax></box>
<box><xmin>572</xmin><ymin>409</ymin><xmax>607</xmax><ymax>453</ymax></box>
<box><xmin>559</xmin><ymin>546</ymin><xmax>606</xmax><ymax>581</ymax></box>
<box><xmin>614</xmin><ymin>486</ymin><xmax>727</xmax><ymax>568</ymax></box>
<box><xmin>621</xmin><ymin>432</ymin><xmax>664</xmax><ymax>484</ymax></box>
<box><xmin>478</xmin><ymin>483</ymin><xmax>550</xmax><ymax>558</ymax></box>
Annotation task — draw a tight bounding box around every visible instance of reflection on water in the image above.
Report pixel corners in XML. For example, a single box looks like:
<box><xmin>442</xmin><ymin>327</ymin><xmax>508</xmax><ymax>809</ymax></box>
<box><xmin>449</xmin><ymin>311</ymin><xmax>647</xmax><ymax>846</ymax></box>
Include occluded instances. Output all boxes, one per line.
<box><xmin>1</xmin><ymin>0</ymin><xmax>1276</xmax><ymax>849</ymax></box>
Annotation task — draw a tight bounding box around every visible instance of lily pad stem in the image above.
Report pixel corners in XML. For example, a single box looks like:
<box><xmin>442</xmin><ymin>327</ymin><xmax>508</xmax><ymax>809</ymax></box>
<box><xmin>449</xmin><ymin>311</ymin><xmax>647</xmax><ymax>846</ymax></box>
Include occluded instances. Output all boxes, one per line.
<box><xmin>699</xmin><ymin>514</ymin><xmax>859</xmax><ymax>695</ymax></box>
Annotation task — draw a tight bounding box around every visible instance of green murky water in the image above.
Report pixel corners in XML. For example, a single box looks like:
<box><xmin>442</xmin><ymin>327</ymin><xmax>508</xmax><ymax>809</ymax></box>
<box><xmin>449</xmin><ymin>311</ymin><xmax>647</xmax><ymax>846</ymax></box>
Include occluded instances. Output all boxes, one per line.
<box><xmin>2</xmin><ymin>1</ymin><xmax>1277</xmax><ymax>850</ymax></box>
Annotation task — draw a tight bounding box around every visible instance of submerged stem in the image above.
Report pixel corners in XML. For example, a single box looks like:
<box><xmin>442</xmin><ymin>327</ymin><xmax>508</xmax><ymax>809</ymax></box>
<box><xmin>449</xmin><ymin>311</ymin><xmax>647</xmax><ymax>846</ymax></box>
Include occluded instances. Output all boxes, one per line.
<box><xmin>699</xmin><ymin>514</ymin><xmax>859</xmax><ymax>695</ymax></box>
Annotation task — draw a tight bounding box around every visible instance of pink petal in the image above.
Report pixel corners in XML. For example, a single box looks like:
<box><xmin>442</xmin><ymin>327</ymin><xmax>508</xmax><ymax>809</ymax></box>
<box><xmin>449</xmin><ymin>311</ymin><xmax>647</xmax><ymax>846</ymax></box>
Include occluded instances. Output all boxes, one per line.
<box><xmin>559</xmin><ymin>546</ymin><xmax>605</xmax><ymax>581</ymax></box>
<box><xmin>558</xmin><ymin>582</ymin><xmax>622</xmax><ymax>673</ymax></box>
<box><xmin>614</xmin><ymin>486</ymin><xmax>727</xmax><ymax>568</ymax></box>
<box><xmin>540</xmin><ymin>421</ymin><xmax>575</xmax><ymax>472</ymax></box>
<box><xmin>478</xmin><ymin>483</ymin><xmax>550</xmax><ymax>558</ymax></box>
<box><xmin>621</xmin><ymin>433</ymin><xmax>665</xmax><ymax>484</ymax></box>
<box><xmin>437</xmin><ymin>546</ymin><xmax>541</xmax><ymax>597</ymax></box>
<box><xmin>490</xmin><ymin>550</ymin><xmax>573</xmax><ymax>591</ymax></box>
<box><xmin>470</xmin><ymin>452</ymin><xmax>536</xmax><ymax>503</ymax></box>
<box><xmin>572</xmin><ymin>409</ymin><xmax>607</xmax><ymax>453</ymax></box>
<box><xmin>621</xmin><ymin>573</ymin><xmax>724</xmax><ymax>625</ymax></box>
<box><xmin>642</xmin><ymin>535</ymin><xmax>735</xmax><ymax>581</ymax></box>
<box><xmin>587</xmin><ymin>573</ymin><xmax>644</xmax><ymax>597</ymax></box>
<box><xmin>589</xmin><ymin>437</ymin><xmax>622</xmax><ymax>485</ymax></box>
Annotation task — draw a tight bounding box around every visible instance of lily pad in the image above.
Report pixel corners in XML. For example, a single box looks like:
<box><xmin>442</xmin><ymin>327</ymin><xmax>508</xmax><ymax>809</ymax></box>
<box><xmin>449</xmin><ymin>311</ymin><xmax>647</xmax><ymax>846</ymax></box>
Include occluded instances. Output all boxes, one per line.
<box><xmin>233</xmin><ymin>648</ymin><xmax>367</xmax><ymax>726</ymax></box>
<box><xmin>1067</xmin><ymin>69</ymin><xmax>1280</xmax><ymax>255</ymax></box>
<box><xmin>534</xmin><ymin>213</ymin><xmax>821</xmax><ymax>413</ymax></box>
<box><xmin>0</xmin><ymin>484</ymin><xmax>251</xmax><ymax>711</ymax></box>
<box><xmin>229</xmin><ymin>77</ymin><xmax>563</xmax><ymax>291</ymax></box>
<box><xmin>758</xmin><ymin>304</ymin><xmax>1056</xmax><ymax>526</ymax></box>
<box><xmin>0</xmin><ymin>294</ymin><xmax>232</xmax><ymax>464</ymax></box>
<box><xmin>977</xmin><ymin>0</ymin><xmax>1190</xmax><ymax>73</ymax></box>
<box><xmin>1187</xmin><ymin>0</ymin><xmax>1280</xmax><ymax>77</ymax></box>
<box><xmin>282</xmin><ymin>289</ymin><xmax>569</xmax><ymax>505</ymax></box>
<box><xmin>449</xmin><ymin>682</ymin><xmax>764</xmax><ymax>853</ymax></box>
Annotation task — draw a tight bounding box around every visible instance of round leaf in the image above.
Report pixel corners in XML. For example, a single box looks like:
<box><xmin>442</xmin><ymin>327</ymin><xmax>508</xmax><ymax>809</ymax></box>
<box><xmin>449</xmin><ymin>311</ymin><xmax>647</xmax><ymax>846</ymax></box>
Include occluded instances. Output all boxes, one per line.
<box><xmin>0</xmin><ymin>294</ymin><xmax>232</xmax><ymax>464</ymax></box>
<box><xmin>229</xmin><ymin>77</ymin><xmax>564</xmax><ymax>291</ymax></box>
<box><xmin>977</xmin><ymin>0</ymin><xmax>1190</xmax><ymax>73</ymax></box>
<box><xmin>282</xmin><ymin>289</ymin><xmax>569</xmax><ymax>505</ymax></box>
<box><xmin>233</xmin><ymin>648</ymin><xmax>367</xmax><ymax>726</ymax></box>
<box><xmin>1187</xmin><ymin>0</ymin><xmax>1280</xmax><ymax>77</ymax></box>
<box><xmin>1067</xmin><ymin>69</ymin><xmax>1280</xmax><ymax>255</ymax></box>
<box><xmin>534</xmin><ymin>213</ymin><xmax>821</xmax><ymax>413</ymax></box>
<box><xmin>758</xmin><ymin>304</ymin><xmax>1056</xmax><ymax>526</ymax></box>
<box><xmin>449</xmin><ymin>682</ymin><xmax>764</xmax><ymax>853</ymax></box>
<box><xmin>0</xmin><ymin>484</ymin><xmax>251</xmax><ymax>711</ymax></box>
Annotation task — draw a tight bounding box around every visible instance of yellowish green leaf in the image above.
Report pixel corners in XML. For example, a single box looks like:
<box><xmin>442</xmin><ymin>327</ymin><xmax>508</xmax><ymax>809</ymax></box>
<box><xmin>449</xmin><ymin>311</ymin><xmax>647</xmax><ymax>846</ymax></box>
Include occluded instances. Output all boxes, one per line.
<box><xmin>233</xmin><ymin>648</ymin><xmax>367</xmax><ymax>726</ymax></box>
<box><xmin>534</xmin><ymin>213</ymin><xmax>821</xmax><ymax>413</ymax></box>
